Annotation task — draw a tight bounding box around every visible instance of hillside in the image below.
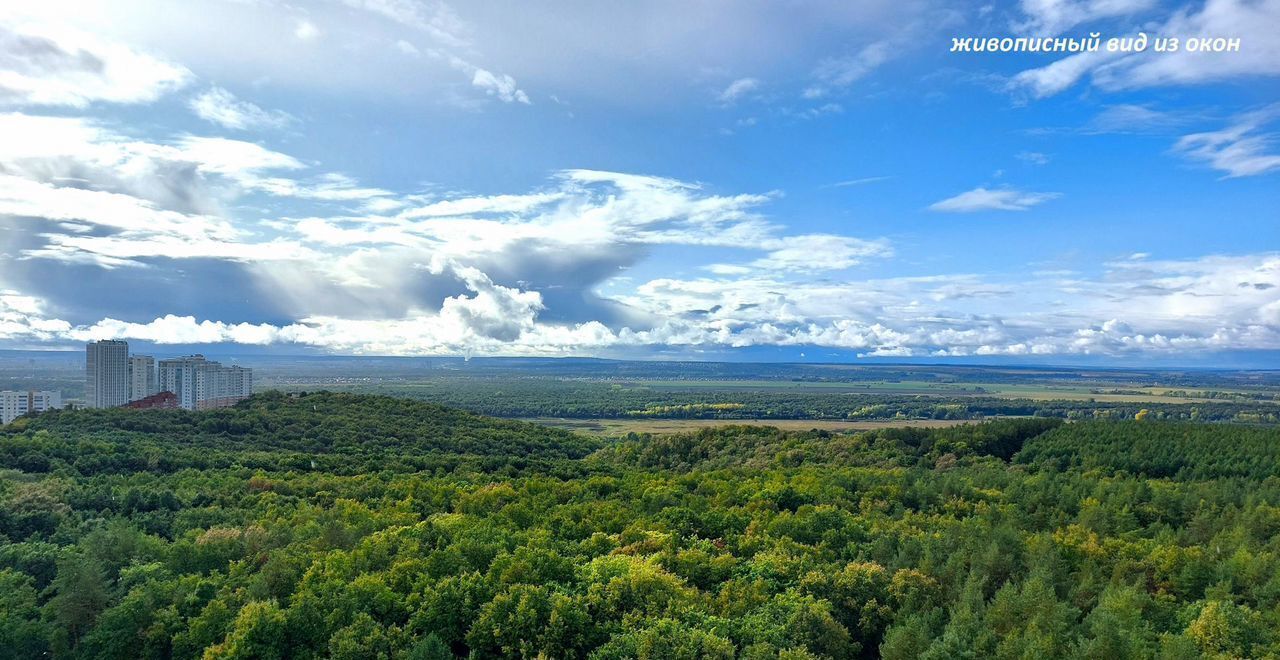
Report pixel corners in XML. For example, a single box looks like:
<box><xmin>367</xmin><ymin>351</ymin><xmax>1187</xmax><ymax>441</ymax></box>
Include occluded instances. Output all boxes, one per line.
<box><xmin>2</xmin><ymin>395</ymin><xmax>1279</xmax><ymax>658</ymax></box>
<box><xmin>1</xmin><ymin>391</ymin><xmax>601</xmax><ymax>476</ymax></box>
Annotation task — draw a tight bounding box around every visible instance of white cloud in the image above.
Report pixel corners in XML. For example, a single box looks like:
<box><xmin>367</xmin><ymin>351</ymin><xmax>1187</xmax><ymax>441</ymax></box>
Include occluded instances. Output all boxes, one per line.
<box><xmin>176</xmin><ymin>135</ymin><xmax>305</xmax><ymax>174</ymax></box>
<box><xmin>338</xmin><ymin>0</ymin><xmax>469</xmax><ymax>48</ymax></box>
<box><xmin>2</xmin><ymin>1</ymin><xmax>942</xmax><ymax>111</ymax></box>
<box><xmin>0</xmin><ymin>24</ymin><xmax>189</xmax><ymax>107</ymax></box>
<box><xmin>1014</xmin><ymin>0</ymin><xmax>1157</xmax><ymax>36</ymax></box>
<box><xmin>746</xmin><ymin>235</ymin><xmax>892</xmax><ymax>273</ymax></box>
<box><xmin>294</xmin><ymin>20</ymin><xmax>320</xmax><ymax>41</ymax></box>
<box><xmin>1010</xmin><ymin>49</ymin><xmax>1120</xmax><ymax>99</ymax></box>
<box><xmin>71</xmin><ymin>314</ymin><xmax>287</xmax><ymax>345</ymax></box>
<box><xmin>928</xmin><ymin>186</ymin><xmax>1061</xmax><ymax>212</ymax></box>
<box><xmin>794</xmin><ymin>103</ymin><xmax>844</xmax><ymax>120</ymax></box>
<box><xmin>717</xmin><ymin>77</ymin><xmax>759</xmax><ymax>103</ymax></box>
<box><xmin>399</xmin><ymin>192</ymin><xmax>563</xmax><ymax>219</ymax></box>
<box><xmin>1083</xmin><ymin>103</ymin><xmax>1190</xmax><ymax>134</ymax></box>
<box><xmin>394</xmin><ymin>39</ymin><xmax>420</xmax><ymax>56</ymax></box>
<box><xmin>1173</xmin><ymin>104</ymin><xmax>1280</xmax><ymax>178</ymax></box>
<box><xmin>803</xmin><ymin>41</ymin><xmax>892</xmax><ymax>98</ymax></box>
<box><xmin>829</xmin><ymin>176</ymin><xmax>891</xmax><ymax>187</ymax></box>
<box><xmin>0</xmin><ymin>113</ymin><xmax>397</xmax><ymax>271</ymax></box>
<box><xmin>189</xmin><ymin>86</ymin><xmax>293</xmax><ymax>130</ymax></box>
<box><xmin>469</xmin><ymin>67</ymin><xmax>530</xmax><ymax>104</ymax></box>
<box><xmin>0</xmin><ymin>113</ymin><xmax>396</xmax><ymax>215</ymax></box>
<box><xmin>1094</xmin><ymin>0</ymin><xmax>1280</xmax><ymax>89</ymax></box>
<box><xmin>5</xmin><ymin>232</ymin><xmax>1279</xmax><ymax>357</ymax></box>
<box><xmin>0</xmin><ymin>92</ymin><xmax>1272</xmax><ymax>360</ymax></box>
<box><xmin>1012</xmin><ymin>0</ymin><xmax>1280</xmax><ymax>97</ymax></box>
<box><xmin>0</xmin><ymin>173</ymin><xmax>234</xmax><ymax>242</ymax></box>
<box><xmin>0</xmin><ymin>118</ymin><xmax>903</xmax><ymax>342</ymax></box>
<box><xmin>1016</xmin><ymin>151</ymin><xmax>1050</xmax><ymax>165</ymax></box>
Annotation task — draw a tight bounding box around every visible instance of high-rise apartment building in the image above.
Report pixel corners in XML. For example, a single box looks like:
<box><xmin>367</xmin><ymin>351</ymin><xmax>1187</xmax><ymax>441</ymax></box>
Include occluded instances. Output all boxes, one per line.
<box><xmin>128</xmin><ymin>355</ymin><xmax>158</xmax><ymax>402</ymax></box>
<box><xmin>86</xmin><ymin>339</ymin><xmax>129</xmax><ymax>408</ymax></box>
<box><xmin>1</xmin><ymin>390</ymin><xmax>62</xmax><ymax>424</ymax></box>
<box><xmin>158</xmin><ymin>355</ymin><xmax>253</xmax><ymax>410</ymax></box>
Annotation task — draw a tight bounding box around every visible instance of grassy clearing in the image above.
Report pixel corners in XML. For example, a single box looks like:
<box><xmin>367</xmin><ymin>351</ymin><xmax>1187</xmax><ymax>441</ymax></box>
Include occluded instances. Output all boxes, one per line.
<box><xmin>628</xmin><ymin>379</ymin><xmax>1230</xmax><ymax>403</ymax></box>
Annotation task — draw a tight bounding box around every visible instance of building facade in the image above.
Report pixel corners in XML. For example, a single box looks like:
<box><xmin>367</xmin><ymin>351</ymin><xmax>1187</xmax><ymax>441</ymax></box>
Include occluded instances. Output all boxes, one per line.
<box><xmin>158</xmin><ymin>355</ymin><xmax>253</xmax><ymax>410</ymax></box>
<box><xmin>128</xmin><ymin>355</ymin><xmax>158</xmax><ymax>402</ymax></box>
<box><xmin>86</xmin><ymin>339</ymin><xmax>129</xmax><ymax>408</ymax></box>
<box><xmin>1</xmin><ymin>390</ymin><xmax>62</xmax><ymax>424</ymax></box>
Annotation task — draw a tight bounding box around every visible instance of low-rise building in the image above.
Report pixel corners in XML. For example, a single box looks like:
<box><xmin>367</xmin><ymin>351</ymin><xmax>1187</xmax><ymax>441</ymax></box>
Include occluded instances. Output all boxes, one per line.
<box><xmin>123</xmin><ymin>391</ymin><xmax>180</xmax><ymax>410</ymax></box>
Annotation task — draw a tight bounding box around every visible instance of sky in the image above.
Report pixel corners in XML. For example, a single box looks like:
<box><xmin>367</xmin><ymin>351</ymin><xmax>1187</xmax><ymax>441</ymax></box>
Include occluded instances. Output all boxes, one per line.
<box><xmin>0</xmin><ymin>0</ymin><xmax>1277</xmax><ymax>364</ymax></box>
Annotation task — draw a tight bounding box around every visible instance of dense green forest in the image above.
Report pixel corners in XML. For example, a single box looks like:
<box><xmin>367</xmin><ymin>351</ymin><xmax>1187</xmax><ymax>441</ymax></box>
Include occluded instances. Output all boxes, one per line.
<box><xmin>274</xmin><ymin>378</ymin><xmax>1280</xmax><ymax>423</ymax></box>
<box><xmin>2</xmin><ymin>392</ymin><xmax>1280</xmax><ymax>658</ymax></box>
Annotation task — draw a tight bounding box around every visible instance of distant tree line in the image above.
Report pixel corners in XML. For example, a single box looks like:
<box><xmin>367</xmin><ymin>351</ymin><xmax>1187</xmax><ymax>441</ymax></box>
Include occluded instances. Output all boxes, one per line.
<box><xmin>286</xmin><ymin>378</ymin><xmax>1280</xmax><ymax>423</ymax></box>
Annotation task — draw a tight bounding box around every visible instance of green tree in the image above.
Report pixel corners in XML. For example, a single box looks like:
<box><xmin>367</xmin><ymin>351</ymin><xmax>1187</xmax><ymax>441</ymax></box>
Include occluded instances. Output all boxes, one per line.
<box><xmin>0</xmin><ymin>569</ymin><xmax>51</xmax><ymax>657</ymax></box>
<box><xmin>204</xmin><ymin>600</ymin><xmax>289</xmax><ymax>660</ymax></box>
<box><xmin>45</xmin><ymin>553</ymin><xmax>109</xmax><ymax>653</ymax></box>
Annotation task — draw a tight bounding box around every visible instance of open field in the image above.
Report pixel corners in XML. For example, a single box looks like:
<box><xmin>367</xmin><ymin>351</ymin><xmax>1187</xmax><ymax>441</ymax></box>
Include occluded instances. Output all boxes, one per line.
<box><xmin>261</xmin><ymin>376</ymin><xmax>1275</xmax><ymax>406</ymax></box>
<box><xmin>627</xmin><ymin>379</ymin><xmax>1257</xmax><ymax>403</ymax></box>
<box><xmin>522</xmin><ymin>416</ymin><xmax>1010</xmax><ymax>436</ymax></box>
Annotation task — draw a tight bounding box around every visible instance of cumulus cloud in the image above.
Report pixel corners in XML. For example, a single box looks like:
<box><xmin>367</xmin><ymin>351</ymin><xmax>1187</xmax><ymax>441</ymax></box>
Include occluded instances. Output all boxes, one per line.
<box><xmin>0</xmin><ymin>24</ymin><xmax>189</xmax><ymax>107</ymax></box>
<box><xmin>0</xmin><ymin>113</ymin><xmax>396</xmax><ymax>274</ymax></box>
<box><xmin>5</xmin><ymin>245</ymin><xmax>1280</xmax><ymax>358</ymax></box>
<box><xmin>470</xmin><ymin>67</ymin><xmax>530</xmax><ymax>104</ymax></box>
<box><xmin>0</xmin><ymin>114</ymin><xmax>902</xmax><ymax>349</ymax></box>
<box><xmin>0</xmin><ymin>87</ymin><xmax>1273</xmax><ymax>361</ymax></box>
<box><xmin>0</xmin><ymin>112</ymin><xmax>392</xmax><ymax>210</ymax></box>
<box><xmin>4</xmin><ymin>117</ymin><xmax>1269</xmax><ymax>359</ymax></box>
<box><xmin>189</xmin><ymin>86</ymin><xmax>293</xmax><ymax>130</ymax></box>
<box><xmin>928</xmin><ymin>186</ymin><xmax>1061</xmax><ymax>212</ymax></box>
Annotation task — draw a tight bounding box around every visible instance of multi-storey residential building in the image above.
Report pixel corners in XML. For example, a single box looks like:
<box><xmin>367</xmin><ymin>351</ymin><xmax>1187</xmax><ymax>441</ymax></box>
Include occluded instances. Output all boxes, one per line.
<box><xmin>158</xmin><ymin>355</ymin><xmax>253</xmax><ymax>410</ymax></box>
<box><xmin>86</xmin><ymin>340</ymin><xmax>129</xmax><ymax>408</ymax></box>
<box><xmin>1</xmin><ymin>390</ymin><xmax>62</xmax><ymax>424</ymax></box>
<box><xmin>128</xmin><ymin>355</ymin><xmax>158</xmax><ymax>402</ymax></box>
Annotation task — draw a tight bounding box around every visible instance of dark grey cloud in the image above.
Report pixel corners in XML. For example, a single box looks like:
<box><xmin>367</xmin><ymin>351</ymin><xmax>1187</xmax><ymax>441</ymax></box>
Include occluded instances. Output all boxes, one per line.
<box><xmin>0</xmin><ymin>26</ymin><xmax>104</xmax><ymax>77</ymax></box>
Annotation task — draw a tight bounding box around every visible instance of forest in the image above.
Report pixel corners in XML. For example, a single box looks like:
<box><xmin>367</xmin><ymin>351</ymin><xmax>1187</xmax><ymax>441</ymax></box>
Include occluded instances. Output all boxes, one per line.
<box><xmin>2</xmin><ymin>391</ymin><xmax>1280</xmax><ymax>658</ymax></box>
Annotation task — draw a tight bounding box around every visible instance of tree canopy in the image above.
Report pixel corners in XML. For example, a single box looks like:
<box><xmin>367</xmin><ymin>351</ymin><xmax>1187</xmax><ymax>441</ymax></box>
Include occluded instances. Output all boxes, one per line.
<box><xmin>2</xmin><ymin>392</ymin><xmax>1278</xmax><ymax>658</ymax></box>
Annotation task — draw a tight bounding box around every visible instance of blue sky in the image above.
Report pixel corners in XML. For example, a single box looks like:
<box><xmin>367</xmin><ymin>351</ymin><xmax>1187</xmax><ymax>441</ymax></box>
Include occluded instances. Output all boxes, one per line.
<box><xmin>0</xmin><ymin>0</ymin><xmax>1277</xmax><ymax>363</ymax></box>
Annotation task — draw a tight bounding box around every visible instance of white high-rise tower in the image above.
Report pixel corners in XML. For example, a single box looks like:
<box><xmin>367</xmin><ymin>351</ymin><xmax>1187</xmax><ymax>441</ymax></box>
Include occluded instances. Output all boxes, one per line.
<box><xmin>86</xmin><ymin>340</ymin><xmax>129</xmax><ymax>408</ymax></box>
